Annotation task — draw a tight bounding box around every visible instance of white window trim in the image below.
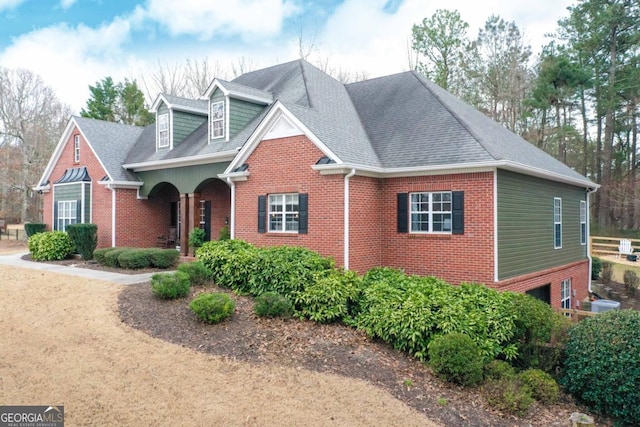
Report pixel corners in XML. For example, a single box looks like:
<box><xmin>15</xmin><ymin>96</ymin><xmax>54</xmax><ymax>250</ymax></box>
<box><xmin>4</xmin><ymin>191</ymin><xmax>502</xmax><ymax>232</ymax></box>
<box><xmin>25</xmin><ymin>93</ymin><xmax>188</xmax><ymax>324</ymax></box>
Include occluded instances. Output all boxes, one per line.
<box><xmin>210</xmin><ymin>101</ymin><xmax>225</xmax><ymax>140</ymax></box>
<box><xmin>580</xmin><ymin>200</ymin><xmax>587</xmax><ymax>245</ymax></box>
<box><xmin>57</xmin><ymin>200</ymin><xmax>77</xmax><ymax>232</ymax></box>
<box><xmin>74</xmin><ymin>135</ymin><xmax>80</xmax><ymax>162</ymax></box>
<box><xmin>561</xmin><ymin>278</ymin><xmax>571</xmax><ymax>310</ymax></box>
<box><xmin>200</xmin><ymin>199</ymin><xmax>206</xmax><ymax>227</ymax></box>
<box><xmin>268</xmin><ymin>193</ymin><xmax>299</xmax><ymax>233</ymax></box>
<box><xmin>157</xmin><ymin>113</ymin><xmax>169</xmax><ymax>149</ymax></box>
<box><xmin>554</xmin><ymin>197</ymin><xmax>562</xmax><ymax>249</ymax></box>
<box><xmin>409</xmin><ymin>191</ymin><xmax>453</xmax><ymax>234</ymax></box>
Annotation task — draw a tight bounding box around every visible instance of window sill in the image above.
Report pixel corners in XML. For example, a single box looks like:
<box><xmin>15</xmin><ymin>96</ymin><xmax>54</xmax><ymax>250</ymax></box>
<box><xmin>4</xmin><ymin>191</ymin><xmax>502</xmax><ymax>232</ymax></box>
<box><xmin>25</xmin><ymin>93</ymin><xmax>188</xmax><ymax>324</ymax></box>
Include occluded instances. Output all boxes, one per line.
<box><xmin>406</xmin><ymin>233</ymin><xmax>452</xmax><ymax>240</ymax></box>
<box><xmin>266</xmin><ymin>232</ymin><xmax>299</xmax><ymax>237</ymax></box>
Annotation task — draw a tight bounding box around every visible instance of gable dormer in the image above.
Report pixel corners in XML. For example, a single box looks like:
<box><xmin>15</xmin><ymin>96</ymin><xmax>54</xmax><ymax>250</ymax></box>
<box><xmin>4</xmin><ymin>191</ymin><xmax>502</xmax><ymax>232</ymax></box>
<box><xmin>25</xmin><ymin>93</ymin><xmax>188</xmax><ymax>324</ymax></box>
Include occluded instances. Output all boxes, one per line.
<box><xmin>203</xmin><ymin>79</ymin><xmax>272</xmax><ymax>143</ymax></box>
<box><xmin>151</xmin><ymin>94</ymin><xmax>208</xmax><ymax>152</ymax></box>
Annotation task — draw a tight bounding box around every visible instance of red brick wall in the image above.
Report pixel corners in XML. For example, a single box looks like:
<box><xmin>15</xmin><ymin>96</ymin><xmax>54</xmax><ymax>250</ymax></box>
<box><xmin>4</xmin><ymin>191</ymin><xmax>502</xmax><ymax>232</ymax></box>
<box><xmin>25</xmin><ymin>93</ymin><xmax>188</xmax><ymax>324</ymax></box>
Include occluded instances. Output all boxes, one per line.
<box><xmin>112</xmin><ymin>189</ymin><xmax>171</xmax><ymax>248</ymax></box>
<box><xmin>199</xmin><ymin>179</ymin><xmax>231</xmax><ymax>241</ymax></box>
<box><xmin>348</xmin><ymin>175</ymin><xmax>383</xmax><ymax>273</ymax></box>
<box><xmin>234</xmin><ymin>135</ymin><xmax>344</xmax><ymax>263</ymax></box>
<box><xmin>379</xmin><ymin>172</ymin><xmax>496</xmax><ymax>284</ymax></box>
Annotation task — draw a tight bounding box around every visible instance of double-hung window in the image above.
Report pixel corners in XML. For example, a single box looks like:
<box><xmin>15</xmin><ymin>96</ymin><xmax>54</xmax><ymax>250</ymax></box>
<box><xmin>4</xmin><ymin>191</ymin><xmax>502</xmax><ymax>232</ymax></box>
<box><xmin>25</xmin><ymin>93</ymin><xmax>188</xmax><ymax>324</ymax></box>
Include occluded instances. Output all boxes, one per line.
<box><xmin>580</xmin><ymin>200</ymin><xmax>587</xmax><ymax>245</ymax></box>
<box><xmin>211</xmin><ymin>101</ymin><xmax>224</xmax><ymax>139</ymax></box>
<box><xmin>158</xmin><ymin>113</ymin><xmax>169</xmax><ymax>148</ymax></box>
<box><xmin>57</xmin><ymin>200</ymin><xmax>77</xmax><ymax>232</ymax></box>
<box><xmin>269</xmin><ymin>194</ymin><xmax>299</xmax><ymax>232</ymax></box>
<box><xmin>554</xmin><ymin>197</ymin><xmax>562</xmax><ymax>249</ymax></box>
<box><xmin>561</xmin><ymin>278</ymin><xmax>571</xmax><ymax>310</ymax></box>
<box><xmin>74</xmin><ymin>135</ymin><xmax>80</xmax><ymax>162</ymax></box>
<box><xmin>410</xmin><ymin>192</ymin><xmax>452</xmax><ymax>233</ymax></box>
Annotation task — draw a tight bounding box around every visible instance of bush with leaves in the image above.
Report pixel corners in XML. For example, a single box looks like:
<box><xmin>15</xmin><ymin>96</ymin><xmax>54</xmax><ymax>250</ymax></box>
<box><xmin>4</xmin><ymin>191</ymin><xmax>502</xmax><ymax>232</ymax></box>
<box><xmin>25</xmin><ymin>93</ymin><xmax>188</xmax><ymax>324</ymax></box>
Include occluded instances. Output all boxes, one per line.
<box><xmin>484</xmin><ymin>376</ymin><xmax>534</xmax><ymax>416</ymax></box>
<box><xmin>591</xmin><ymin>256</ymin><xmax>602</xmax><ymax>280</ymax></box>
<box><xmin>24</xmin><ymin>223</ymin><xmax>46</xmax><ymax>237</ymax></box>
<box><xmin>117</xmin><ymin>249</ymin><xmax>151</xmax><ymax>269</ymax></box>
<box><xmin>483</xmin><ymin>359</ymin><xmax>516</xmax><ymax>381</ymax></box>
<box><xmin>150</xmin><ymin>271</ymin><xmax>190</xmax><ymax>299</ymax></box>
<box><xmin>103</xmin><ymin>247</ymin><xmax>132</xmax><ymax>267</ymax></box>
<box><xmin>562</xmin><ymin>309</ymin><xmax>640</xmax><ymax>424</ymax></box>
<box><xmin>66</xmin><ymin>223</ymin><xmax>98</xmax><ymax>260</ymax></box>
<box><xmin>428</xmin><ymin>333</ymin><xmax>484</xmax><ymax>386</ymax></box>
<box><xmin>518</xmin><ymin>368</ymin><xmax>559</xmax><ymax>404</ymax></box>
<box><xmin>253</xmin><ymin>292</ymin><xmax>293</xmax><ymax>318</ymax></box>
<box><xmin>190</xmin><ymin>292</ymin><xmax>235</xmax><ymax>324</ymax></box>
<box><xmin>299</xmin><ymin>269</ymin><xmax>363</xmax><ymax>323</ymax></box>
<box><xmin>93</xmin><ymin>247</ymin><xmax>116</xmax><ymax>264</ymax></box>
<box><xmin>218</xmin><ymin>225</ymin><xmax>230</xmax><ymax>240</ymax></box>
<box><xmin>147</xmin><ymin>248</ymin><xmax>179</xmax><ymax>268</ymax></box>
<box><xmin>28</xmin><ymin>231</ymin><xmax>75</xmax><ymax>261</ymax></box>
<box><xmin>177</xmin><ymin>261</ymin><xmax>213</xmax><ymax>286</ymax></box>
<box><xmin>196</xmin><ymin>239</ymin><xmax>258</xmax><ymax>290</ymax></box>
<box><xmin>188</xmin><ymin>227</ymin><xmax>206</xmax><ymax>249</ymax></box>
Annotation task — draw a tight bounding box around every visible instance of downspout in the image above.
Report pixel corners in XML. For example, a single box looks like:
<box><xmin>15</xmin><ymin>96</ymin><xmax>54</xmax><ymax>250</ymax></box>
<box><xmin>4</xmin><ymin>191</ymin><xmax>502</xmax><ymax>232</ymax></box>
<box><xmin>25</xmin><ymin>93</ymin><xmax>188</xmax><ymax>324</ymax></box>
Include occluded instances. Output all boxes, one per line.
<box><xmin>108</xmin><ymin>185</ymin><xmax>116</xmax><ymax>247</ymax></box>
<box><xmin>586</xmin><ymin>189</ymin><xmax>593</xmax><ymax>295</ymax></box>
<box><xmin>225</xmin><ymin>177</ymin><xmax>236</xmax><ymax>239</ymax></box>
<box><xmin>344</xmin><ymin>169</ymin><xmax>356</xmax><ymax>270</ymax></box>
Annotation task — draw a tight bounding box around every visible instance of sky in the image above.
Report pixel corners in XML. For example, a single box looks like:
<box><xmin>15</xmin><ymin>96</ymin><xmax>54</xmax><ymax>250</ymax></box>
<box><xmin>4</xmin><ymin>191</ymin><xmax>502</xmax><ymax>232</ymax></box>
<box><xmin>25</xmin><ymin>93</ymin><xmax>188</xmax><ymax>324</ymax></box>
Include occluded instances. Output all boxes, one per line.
<box><xmin>0</xmin><ymin>0</ymin><xmax>575</xmax><ymax>113</ymax></box>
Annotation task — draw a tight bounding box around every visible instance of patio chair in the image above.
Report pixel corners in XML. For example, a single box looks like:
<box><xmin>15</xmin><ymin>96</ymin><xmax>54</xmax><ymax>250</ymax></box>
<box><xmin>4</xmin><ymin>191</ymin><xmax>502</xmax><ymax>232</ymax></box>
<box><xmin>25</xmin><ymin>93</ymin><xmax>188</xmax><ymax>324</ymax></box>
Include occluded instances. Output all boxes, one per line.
<box><xmin>157</xmin><ymin>227</ymin><xmax>177</xmax><ymax>248</ymax></box>
<box><xmin>618</xmin><ymin>239</ymin><xmax>633</xmax><ymax>258</ymax></box>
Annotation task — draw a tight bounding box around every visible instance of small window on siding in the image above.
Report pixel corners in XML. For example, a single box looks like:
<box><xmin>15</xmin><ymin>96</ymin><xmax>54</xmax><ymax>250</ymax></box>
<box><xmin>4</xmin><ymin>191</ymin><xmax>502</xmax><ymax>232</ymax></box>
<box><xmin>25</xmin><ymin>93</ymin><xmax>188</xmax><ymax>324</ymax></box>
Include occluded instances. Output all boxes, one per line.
<box><xmin>211</xmin><ymin>101</ymin><xmax>224</xmax><ymax>139</ymax></box>
<box><xmin>580</xmin><ymin>200</ymin><xmax>587</xmax><ymax>245</ymax></box>
<box><xmin>158</xmin><ymin>113</ymin><xmax>169</xmax><ymax>148</ymax></box>
<box><xmin>56</xmin><ymin>200</ymin><xmax>78</xmax><ymax>232</ymax></box>
<box><xmin>554</xmin><ymin>197</ymin><xmax>562</xmax><ymax>249</ymax></box>
<box><xmin>74</xmin><ymin>135</ymin><xmax>80</xmax><ymax>162</ymax></box>
<box><xmin>561</xmin><ymin>278</ymin><xmax>571</xmax><ymax>310</ymax></box>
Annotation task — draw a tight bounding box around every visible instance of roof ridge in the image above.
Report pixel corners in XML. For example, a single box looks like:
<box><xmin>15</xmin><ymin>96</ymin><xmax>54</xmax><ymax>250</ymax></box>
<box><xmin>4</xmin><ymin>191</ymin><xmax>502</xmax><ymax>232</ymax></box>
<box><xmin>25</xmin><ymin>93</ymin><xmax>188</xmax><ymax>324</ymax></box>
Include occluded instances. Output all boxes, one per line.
<box><xmin>409</xmin><ymin>71</ymin><xmax>497</xmax><ymax>161</ymax></box>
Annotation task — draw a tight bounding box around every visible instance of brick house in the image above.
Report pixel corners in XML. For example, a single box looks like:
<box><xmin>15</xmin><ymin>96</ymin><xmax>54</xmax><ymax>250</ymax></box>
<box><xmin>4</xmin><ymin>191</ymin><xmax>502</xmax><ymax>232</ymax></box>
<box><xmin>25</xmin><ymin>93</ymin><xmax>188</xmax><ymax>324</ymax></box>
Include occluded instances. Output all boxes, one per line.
<box><xmin>35</xmin><ymin>59</ymin><xmax>597</xmax><ymax>308</ymax></box>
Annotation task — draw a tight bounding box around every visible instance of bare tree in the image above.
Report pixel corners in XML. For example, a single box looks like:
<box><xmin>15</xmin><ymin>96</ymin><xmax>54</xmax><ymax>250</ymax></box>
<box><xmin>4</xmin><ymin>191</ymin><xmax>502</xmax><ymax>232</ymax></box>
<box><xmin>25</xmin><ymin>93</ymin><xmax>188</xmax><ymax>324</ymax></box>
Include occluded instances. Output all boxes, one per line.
<box><xmin>0</xmin><ymin>67</ymin><xmax>70</xmax><ymax>222</ymax></box>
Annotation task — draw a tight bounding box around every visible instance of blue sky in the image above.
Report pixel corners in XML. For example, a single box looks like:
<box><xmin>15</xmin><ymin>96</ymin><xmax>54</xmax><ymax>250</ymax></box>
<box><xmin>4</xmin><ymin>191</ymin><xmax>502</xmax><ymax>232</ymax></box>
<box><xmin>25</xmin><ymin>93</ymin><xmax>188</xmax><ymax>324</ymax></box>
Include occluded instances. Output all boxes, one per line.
<box><xmin>0</xmin><ymin>0</ymin><xmax>574</xmax><ymax>113</ymax></box>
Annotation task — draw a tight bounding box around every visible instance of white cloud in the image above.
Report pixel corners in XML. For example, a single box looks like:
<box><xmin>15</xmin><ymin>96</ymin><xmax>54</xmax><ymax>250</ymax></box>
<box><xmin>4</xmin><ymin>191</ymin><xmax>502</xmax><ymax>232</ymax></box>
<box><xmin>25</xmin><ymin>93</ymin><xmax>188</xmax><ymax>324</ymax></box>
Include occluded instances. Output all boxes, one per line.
<box><xmin>0</xmin><ymin>18</ymin><xmax>144</xmax><ymax>113</ymax></box>
<box><xmin>0</xmin><ymin>0</ymin><xmax>25</xmax><ymax>11</ymax></box>
<box><xmin>142</xmin><ymin>0</ymin><xmax>300</xmax><ymax>41</ymax></box>
<box><xmin>59</xmin><ymin>0</ymin><xmax>77</xmax><ymax>9</ymax></box>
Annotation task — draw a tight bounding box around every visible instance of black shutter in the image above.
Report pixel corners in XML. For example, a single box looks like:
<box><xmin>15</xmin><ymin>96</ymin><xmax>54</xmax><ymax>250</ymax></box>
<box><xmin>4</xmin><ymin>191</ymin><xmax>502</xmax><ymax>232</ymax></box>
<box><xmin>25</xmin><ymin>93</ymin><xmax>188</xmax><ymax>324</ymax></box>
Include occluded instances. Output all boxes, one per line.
<box><xmin>452</xmin><ymin>191</ymin><xmax>464</xmax><ymax>235</ymax></box>
<box><xmin>298</xmin><ymin>193</ymin><xmax>308</xmax><ymax>234</ymax></box>
<box><xmin>257</xmin><ymin>195</ymin><xmax>266</xmax><ymax>233</ymax></box>
<box><xmin>76</xmin><ymin>200</ymin><xmax>82</xmax><ymax>224</ymax></box>
<box><xmin>53</xmin><ymin>202</ymin><xmax>59</xmax><ymax>231</ymax></box>
<box><xmin>397</xmin><ymin>193</ymin><xmax>408</xmax><ymax>233</ymax></box>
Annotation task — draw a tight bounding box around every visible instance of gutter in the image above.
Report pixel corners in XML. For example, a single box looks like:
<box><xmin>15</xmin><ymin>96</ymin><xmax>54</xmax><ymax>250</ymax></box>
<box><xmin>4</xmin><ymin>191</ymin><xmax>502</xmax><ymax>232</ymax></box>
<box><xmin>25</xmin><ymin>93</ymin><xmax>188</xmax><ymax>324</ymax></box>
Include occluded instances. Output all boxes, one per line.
<box><xmin>225</xmin><ymin>177</ymin><xmax>236</xmax><ymax>239</ymax></box>
<box><xmin>344</xmin><ymin>169</ymin><xmax>356</xmax><ymax>270</ymax></box>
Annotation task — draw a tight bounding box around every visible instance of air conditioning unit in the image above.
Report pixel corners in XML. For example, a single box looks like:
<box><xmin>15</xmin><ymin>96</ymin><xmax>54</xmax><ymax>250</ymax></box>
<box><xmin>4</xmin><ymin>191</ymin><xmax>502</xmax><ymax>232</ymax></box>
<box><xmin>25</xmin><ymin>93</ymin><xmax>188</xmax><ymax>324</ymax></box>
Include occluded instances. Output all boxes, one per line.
<box><xmin>591</xmin><ymin>299</ymin><xmax>620</xmax><ymax>313</ymax></box>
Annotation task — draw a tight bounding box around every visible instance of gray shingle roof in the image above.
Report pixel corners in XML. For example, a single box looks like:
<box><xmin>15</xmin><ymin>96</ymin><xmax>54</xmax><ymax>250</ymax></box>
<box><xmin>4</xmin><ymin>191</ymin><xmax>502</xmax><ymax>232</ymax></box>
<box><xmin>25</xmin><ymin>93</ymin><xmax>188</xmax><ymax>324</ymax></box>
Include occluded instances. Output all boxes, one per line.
<box><xmin>161</xmin><ymin>94</ymin><xmax>208</xmax><ymax>113</ymax></box>
<box><xmin>215</xmin><ymin>79</ymin><xmax>273</xmax><ymax>102</ymax></box>
<box><xmin>74</xmin><ymin>116</ymin><xmax>144</xmax><ymax>182</ymax></box>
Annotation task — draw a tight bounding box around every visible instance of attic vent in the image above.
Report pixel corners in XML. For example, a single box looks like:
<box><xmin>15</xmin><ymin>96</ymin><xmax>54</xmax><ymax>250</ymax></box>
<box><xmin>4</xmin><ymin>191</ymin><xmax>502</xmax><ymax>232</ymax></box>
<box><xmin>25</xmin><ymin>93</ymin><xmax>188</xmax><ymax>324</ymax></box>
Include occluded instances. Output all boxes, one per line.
<box><xmin>54</xmin><ymin>166</ymin><xmax>91</xmax><ymax>184</ymax></box>
<box><xmin>100</xmin><ymin>175</ymin><xmax>111</xmax><ymax>182</ymax></box>
<box><xmin>233</xmin><ymin>163</ymin><xmax>249</xmax><ymax>172</ymax></box>
<box><xmin>316</xmin><ymin>156</ymin><xmax>335</xmax><ymax>165</ymax></box>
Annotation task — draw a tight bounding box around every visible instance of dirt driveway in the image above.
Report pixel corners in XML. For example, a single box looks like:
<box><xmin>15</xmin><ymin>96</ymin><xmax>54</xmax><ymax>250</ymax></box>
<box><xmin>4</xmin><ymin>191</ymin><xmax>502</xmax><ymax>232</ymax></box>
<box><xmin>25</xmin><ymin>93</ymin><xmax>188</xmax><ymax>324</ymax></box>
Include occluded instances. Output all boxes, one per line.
<box><xmin>0</xmin><ymin>263</ymin><xmax>436</xmax><ymax>426</ymax></box>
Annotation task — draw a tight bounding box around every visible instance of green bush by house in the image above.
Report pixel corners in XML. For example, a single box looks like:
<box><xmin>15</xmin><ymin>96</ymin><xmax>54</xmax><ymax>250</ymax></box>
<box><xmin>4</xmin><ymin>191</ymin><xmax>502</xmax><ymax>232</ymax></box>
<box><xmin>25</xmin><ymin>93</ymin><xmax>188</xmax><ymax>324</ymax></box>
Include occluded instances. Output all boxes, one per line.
<box><xmin>253</xmin><ymin>292</ymin><xmax>293</xmax><ymax>318</ymax></box>
<box><xmin>428</xmin><ymin>333</ymin><xmax>484</xmax><ymax>386</ymax></box>
<box><xmin>66</xmin><ymin>223</ymin><xmax>98</xmax><ymax>260</ymax></box>
<box><xmin>177</xmin><ymin>261</ymin><xmax>213</xmax><ymax>285</ymax></box>
<box><xmin>28</xmin><ymin>231</ymin><xmax>75</xmax><ymax>261</ymax></box>
<box><xmin>24</xmin><ymin>223</ymin><xmax>47</xmax><ymax>237</ymax></box>
<box><xmin>189</xmin><ymin>292</ymin><xmax>235</xmax><ymax>324</ymax></box>
<box><xmin>150</xmin><ymin>271</ymin><xmax>190</xmax><ymax>299</ymax></box>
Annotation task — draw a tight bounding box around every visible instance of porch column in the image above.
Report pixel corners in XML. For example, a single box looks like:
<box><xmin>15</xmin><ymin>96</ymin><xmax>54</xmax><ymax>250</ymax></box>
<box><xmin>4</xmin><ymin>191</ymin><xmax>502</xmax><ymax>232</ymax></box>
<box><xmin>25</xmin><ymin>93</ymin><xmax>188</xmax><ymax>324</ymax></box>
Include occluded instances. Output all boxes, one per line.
<box><xmin>188</xmin><ymin>193</ymin><xmax>201</xmax><ymax>256</ymax></box>
<box><xmin>179</xmin><ymin>193</ymin><xmax>189</xmax><ymax>256</ymax></box>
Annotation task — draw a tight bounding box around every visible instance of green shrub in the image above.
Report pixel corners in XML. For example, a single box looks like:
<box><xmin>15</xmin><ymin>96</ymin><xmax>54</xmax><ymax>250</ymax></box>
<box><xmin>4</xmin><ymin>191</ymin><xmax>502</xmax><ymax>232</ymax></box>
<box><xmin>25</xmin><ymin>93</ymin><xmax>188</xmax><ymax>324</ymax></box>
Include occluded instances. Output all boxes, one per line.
<box><xmin>591</xmin><ymin>256</ymin><xmax>602</xmax><ymax>280</ymax></box>
<box><xmin>188</xmin><ymin>227</ymin><xmax>206</xmax><ymax>249</ymax></box>
<box><xmin>117</xmin><ymin>249</ymin><xmax>151</xmax><ymax>269</ymax></box>
<box><xmin>253</xmin><ymin>292</ymin><xmax>293</xmax><ymax>318</ymax></box>
<box><xmin>299</xmin><ymin>270</ymin><xmax>363</xmax><ymax>323</ymax></box>
<box><xmin>24</xmin><ymin>223</ymin><xmax>47</xmax><ymax>237</ymax></box>
<box><xmin>190</xmin><ymin>292</ymin><xmax>235</xmax><ymax>324</ymax></box>
<box><xmin>562</xmin><ymin>309</ymin><xmax>640</xmax><ymax>424</ymax></box>
<box><xmin>623</xmin><ymin>269</ymin><xmax>639</xmax><ymax>295</ymax></box>
<box><xmin>177</xmin><ymin>261</ymin><xmax>213</xmax><ymax>286</ymax></box>
<box><xmin>93</xmin><ymin>247</ymin><xmax>117</xmax><ymax>264</ymax></box>
<box><xmin>150</xmin><ymin>271</ymin><xmax>190</xmax><ymax>299</ymax></box>
<box><xmin>218</xmin><ymin>225</ymin><xmax>230</xmax><ymax>241</ymax></box>
<box><xmin>483</xmin><ymin>359</ymin><xmax>516</xmax><ymax>381</ymax></box>
<box><xmin>518</xmin><ymin>369</ymin><xmax>559</xmax><ymax>404</ymax></box>
<box><xmin>196</xmin><ymin>240</ymin><xmax>258</xmax><ymax>289</ymax></box>
<box><xmin>428</xmin><ymin>333</ymin><xmax>484</xmax><ymax>386</ymax></box>
<box><xmin>66</xmin><ymin>223</ymin><xmax>98</xmax><ymax>260</ymax></box>
<box><xmin>28</xmin><ymin>231</ymin><xmax>75</xmax><ymax>261</ymax></box>
<box><xmin>147</xmin><ymin>248</ymin><xmax>180</xmax><ymax>268</ymax></box>
<box><xmin>103</xmin><ymin>247</ymin><xmax>132</xmax><ymax>267</ymax></box>
<box><xmin>484</xmin><ymin>377</ymin><xmax>534</xmax><ymax>416</ymax></box>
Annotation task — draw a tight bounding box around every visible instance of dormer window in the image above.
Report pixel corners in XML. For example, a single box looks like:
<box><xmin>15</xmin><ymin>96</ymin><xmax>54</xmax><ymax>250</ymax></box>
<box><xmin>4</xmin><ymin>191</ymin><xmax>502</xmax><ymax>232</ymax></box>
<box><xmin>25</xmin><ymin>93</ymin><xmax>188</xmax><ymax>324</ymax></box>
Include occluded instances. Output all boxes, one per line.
<box><xmin>74</xmin><ymin>135</ymin><xmax>80</xmax><ymax>162</ymax></box>
<box><xmin>211</xmin><ymin>101</ymin><xmax>225</xmax><ymax>139</ymax></box>
<box><xmin>158</xmin><ymin>113</ymin><xmax>169</xmax><ymax>148</ymax></box>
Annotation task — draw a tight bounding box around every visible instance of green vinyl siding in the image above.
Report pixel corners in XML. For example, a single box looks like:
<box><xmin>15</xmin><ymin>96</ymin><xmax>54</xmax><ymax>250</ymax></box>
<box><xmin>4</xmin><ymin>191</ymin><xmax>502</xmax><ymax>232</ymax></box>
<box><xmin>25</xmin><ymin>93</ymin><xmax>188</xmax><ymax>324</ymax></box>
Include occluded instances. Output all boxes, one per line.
<box><xmin>497</xmin><ymin>170</ymin><xmax>587</xmax><ymax>280</ymax></box>
<box><xmin>229</xmin><ymin>98</ymin><xmax>263</xmax><ymax>138</ymax></box>
<box><xmin>53</xmin><ymin>182</ymin><xmax>91</xmax><ymax>225</ymax></box>
<box><xmin>172</xmin><ymin>110</ymin><xmax>206</xmax><ymax>146</ymax></box>
<box><xmin>137</xmin><ymin>162</ymin><xmax>230</xmax><ymax>197</ymax></box>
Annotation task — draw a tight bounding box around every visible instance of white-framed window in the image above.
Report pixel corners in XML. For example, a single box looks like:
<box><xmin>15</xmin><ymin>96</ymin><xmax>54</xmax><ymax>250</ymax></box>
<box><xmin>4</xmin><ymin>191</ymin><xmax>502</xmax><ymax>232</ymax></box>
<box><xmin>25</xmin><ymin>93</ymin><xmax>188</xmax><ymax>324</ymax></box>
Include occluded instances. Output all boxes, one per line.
<box><xmin>580</xmin><ymin>200</ymin><xmax>587</xmax><ymax>245</ymax></box>
<box><xmin>158</xmin><ymin>113</ymin><xmax>169</xmax><ymax>148</ymax></box>
<box><xmin>554</xmin><ymin>197</ymin><xmax>562</xmax><ymax>249</ymax></box>
<box><xmin>410</xmin><ymin>192</ymin><xmax>452</xmax><ymax>233</ymax></box>
<box><xmin>561</xmin><ymin>278</ymin><xmax>571</xmax><ymax>310</ymax></box>
<box><xmin>269</xmin><ymin>193</ymin><xmax>299</xmax><ymax>232</ymax></box>
<box><xmin>200</xmin><ymin>200</ymin><xmax>206</xmax><ymax>228</ymax></box>
<box><xmin>74</xmin><ymin>135</ymin><xmax>80</xmax><ymax>162</ymax></box>
<box><xmin>211</xmin><ymin>101</ymin><xmax>225</xmax><ymax>139</ymax></box>
<box><xmin>57</xmin><ymin>200</ymin><xmax>77</xmax><ymax>232</ymax></box>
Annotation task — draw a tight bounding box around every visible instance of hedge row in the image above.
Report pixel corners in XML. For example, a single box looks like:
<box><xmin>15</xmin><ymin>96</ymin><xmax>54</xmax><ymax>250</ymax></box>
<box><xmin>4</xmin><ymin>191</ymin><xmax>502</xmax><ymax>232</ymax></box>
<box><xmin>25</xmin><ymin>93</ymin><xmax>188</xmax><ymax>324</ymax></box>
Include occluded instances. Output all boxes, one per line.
<box><xmin>94</xmin><ymin>247</ymin><xmax>179</xmax><ymax>269</ymax></box>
